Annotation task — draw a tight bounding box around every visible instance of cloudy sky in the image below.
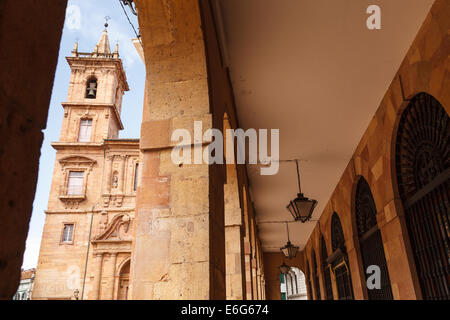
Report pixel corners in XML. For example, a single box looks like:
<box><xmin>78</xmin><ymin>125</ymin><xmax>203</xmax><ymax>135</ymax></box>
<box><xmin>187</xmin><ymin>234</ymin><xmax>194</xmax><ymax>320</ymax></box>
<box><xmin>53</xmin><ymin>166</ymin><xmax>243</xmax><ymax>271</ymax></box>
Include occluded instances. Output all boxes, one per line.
<box><xmin>22</xmin><ymin>0</ymin><xmax>145</xmax><ymax>269</ymax></box>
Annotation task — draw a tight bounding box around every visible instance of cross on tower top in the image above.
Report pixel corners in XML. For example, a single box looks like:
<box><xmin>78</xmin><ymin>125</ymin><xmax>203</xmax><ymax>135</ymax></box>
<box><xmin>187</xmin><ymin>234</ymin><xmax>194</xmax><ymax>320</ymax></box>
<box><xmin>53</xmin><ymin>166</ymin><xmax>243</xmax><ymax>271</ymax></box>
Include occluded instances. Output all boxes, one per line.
<box><xmin>104</xmin><ymin>16</ymin><xmax>111</xmax><ymax>29</ymax></box>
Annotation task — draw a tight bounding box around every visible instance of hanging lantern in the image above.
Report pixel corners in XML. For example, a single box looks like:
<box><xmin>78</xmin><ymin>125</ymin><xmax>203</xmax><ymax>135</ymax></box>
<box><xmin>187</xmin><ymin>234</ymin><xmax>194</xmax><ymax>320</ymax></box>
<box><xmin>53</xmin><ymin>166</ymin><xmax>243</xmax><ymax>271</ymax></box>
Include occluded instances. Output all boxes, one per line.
<box><xmin>280</xmin><ymin>223</ymin><xmax>299</xmax><ymax>259</ymax></box>
<box><xmin>281</xmin><ymin>241</ymin><xmax>299</xmax><ymax>260</ymax></box>
<box><xmin>287</xmin><ymin>193</ymin><xmax>317</xmax><ymax>223</ymax></box>
<box><xmin>279</xmin><ymin>262</ymin><xmax>291</xmax><ymax>275</ymax></box>
<box><xmin>286</xmin><ymin>160</ymin><xmax>317</xmax><ymax>222</ymax></box>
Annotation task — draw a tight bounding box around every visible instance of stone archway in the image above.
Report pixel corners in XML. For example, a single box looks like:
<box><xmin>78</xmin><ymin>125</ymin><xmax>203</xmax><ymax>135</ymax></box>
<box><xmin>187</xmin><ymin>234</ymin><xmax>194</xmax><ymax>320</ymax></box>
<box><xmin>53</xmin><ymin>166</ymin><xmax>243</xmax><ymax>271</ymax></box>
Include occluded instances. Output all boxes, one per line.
<box><xmin>284</xmin><ymin>267</ymin><xmax>307</xmax><ymax>300</ymax></box>
<box><xmin>117</xmin><ymin>260</ymin><xmax>130</xmax><ymax>300</ymax></box>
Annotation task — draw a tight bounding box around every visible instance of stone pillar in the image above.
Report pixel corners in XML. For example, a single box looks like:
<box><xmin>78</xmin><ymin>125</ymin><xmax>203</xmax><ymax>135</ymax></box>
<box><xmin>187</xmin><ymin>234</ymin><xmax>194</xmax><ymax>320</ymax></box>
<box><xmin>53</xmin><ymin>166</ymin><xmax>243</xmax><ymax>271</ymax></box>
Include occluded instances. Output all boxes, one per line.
<box><xmin>118</xmin><ymin>155</ymin><xmax>127</xmax><ymax>194</ymax></box>
<box><xmin>103</xmin><ymin>156</ymin><xmax>113</xmax><ymax>194</ymax></box>
<box><xmin>109</xmin><ymin>253</ymin><xmax>118</xmax><ymax>300</ymax></box>
<box><xmin>256</xmin><ymin>243</ymin><xmax>262</xmax><ymax>300</ymax></box>
<box><xmin>114</xmin><ymin>275</ymin><xmax>120</xmax><ymax>301</ymax></box>
<box><xmin>244</xmin><ymin>242</ymin><xmax>253</xmax><ymax>300</ymax></box>
<box><xmin>243</xmin><ymin>192</ymin><xmax>253</xmax><ymax>300</ymax></box>
<box><xmin>224</xmin><ymin>164</ymin><xmax>245</xmax><ymax>299</ymax></box>
<box><xmin>225</xmin><ymin>225</ymin><xmax>244</xmax><ymax>300</ymax></box>
<box><xmin>0</xmin><ymin>0</ymin><xmax>67</xmax><ymax>299</ymax></box>
<box><xmin>92</xmin><ymin>253</ymin><xmax>103</xmax><ymax>300</ymax></box>
<box><xmin>250</xmin><ymin>218</ymin><xmax>258</xmax><ymax>299</ymax></box>
<box><xmin>131</xmin><ymin>0</ymin><xmax>226</xmax><ymax>299</ymax></box>
<box><xmin>377</xmin><ymin>199</ymin><xmax>421</xmax><ymax>299</ymax></box>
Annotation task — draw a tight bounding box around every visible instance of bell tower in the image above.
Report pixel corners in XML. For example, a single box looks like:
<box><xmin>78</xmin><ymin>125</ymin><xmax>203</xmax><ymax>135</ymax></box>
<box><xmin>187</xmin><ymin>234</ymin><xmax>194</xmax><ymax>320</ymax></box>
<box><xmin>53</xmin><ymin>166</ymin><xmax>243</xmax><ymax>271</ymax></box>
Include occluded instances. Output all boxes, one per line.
<box><xmin>59</xmin><ymin>23</ymin><xmax>129</xmax><ymax>144</ymax></box>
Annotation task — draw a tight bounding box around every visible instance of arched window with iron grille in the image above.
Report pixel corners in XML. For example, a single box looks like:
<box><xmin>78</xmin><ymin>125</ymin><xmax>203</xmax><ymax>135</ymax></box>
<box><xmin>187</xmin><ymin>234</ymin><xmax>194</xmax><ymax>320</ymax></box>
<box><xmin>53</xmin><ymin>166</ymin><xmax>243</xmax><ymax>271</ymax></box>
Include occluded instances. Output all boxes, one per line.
<box><xmin>313</xmin><ymin>250</ymin><xmax>321</xmax><ymax>300</ymax></box>
<box><xmin>328</xmin><ymin>212</ymin><xmax>354</xmax><ymax>300</ymax></box>
<box><xmin>321</xmin><ymin>236</ymin><xmax>334</xmax><ymax>300</ymax></box>
<box><xmin>355</xmin><ymin>177</ymin><xmax>393</xmax><ymax>299</ymax></box>
<box><xmin>395</xmin><ymin>92</ymin><xmax>449</xmax><ymax>300</ymax></box>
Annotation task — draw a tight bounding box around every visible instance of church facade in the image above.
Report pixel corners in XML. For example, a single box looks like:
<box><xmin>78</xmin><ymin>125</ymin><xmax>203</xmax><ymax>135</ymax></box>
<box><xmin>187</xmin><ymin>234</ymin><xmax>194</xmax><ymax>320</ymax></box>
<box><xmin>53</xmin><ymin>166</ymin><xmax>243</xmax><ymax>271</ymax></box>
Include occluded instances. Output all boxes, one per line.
<box><xmin>32</xmin><ymin>29</ymin><xmax>139</xmax><ymax>300</ymax></box>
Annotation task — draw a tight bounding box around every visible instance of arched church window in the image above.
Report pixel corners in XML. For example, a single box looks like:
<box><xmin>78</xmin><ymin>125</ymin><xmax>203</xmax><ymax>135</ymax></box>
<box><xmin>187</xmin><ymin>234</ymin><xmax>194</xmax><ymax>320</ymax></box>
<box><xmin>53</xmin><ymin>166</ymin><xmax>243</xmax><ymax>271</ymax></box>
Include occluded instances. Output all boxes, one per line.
<box><xmin>355</xmin><ymin>177</ymin><xmax>393</xmax><ymax>299</ymax></box>
<box><xmin>395</xmin><ymin>92</ymin><xmax>449</xmax><ymax>300</ymax></box>
<box><xmin>329</xmin><ymin>212</ymin><xmax>354</xmax><ymax>300</ymax></box>
<box><xmin>86</xmin><ymin>78</ymin><xmax>98</xmax><ymax>99</ymax></box>
<box><xmin>321</xmin><ymin>236</ymin><xmax>333</xmax><ymax>300</ymax></box>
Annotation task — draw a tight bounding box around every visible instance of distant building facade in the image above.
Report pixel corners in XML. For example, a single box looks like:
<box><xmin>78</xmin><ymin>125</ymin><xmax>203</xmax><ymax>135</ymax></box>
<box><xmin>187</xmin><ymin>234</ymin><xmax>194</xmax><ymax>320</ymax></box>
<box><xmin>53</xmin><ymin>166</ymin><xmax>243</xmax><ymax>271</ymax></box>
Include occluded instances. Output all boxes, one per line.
<box><xmin>13</xmin><ymin>269</ymin><xmax>36</xmax><ymax>300</ymax></box>
<box><xmin>32</xmin><ymin>28</ymin><xmax>139</xmax><ymax>300</ymax></box>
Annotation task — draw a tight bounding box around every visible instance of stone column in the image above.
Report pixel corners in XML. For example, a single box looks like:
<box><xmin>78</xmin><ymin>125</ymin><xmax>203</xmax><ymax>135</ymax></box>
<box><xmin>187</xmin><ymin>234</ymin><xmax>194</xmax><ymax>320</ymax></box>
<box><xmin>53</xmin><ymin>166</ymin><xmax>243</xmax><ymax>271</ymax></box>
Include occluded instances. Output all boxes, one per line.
<box><xmin>250</xmin><ymin>219</ymin><xmax>258</xmax><ymax>299</ymax></box>
<box><xmin>118</xmin><ymin>155</ymin><xmax>127</xmax><ymax>194</ymax></box>
<box><xmin>108</xmin><ymin>253</ymin><xmax>118</xmax><ymax>300</ymax></box>
<box><xmin>377</xmin><ymin>199</ymin><xmax>421</xmax><ymax>299</ymax></box>
<box><xmin>0</xmin><ymin>0</ymin><xmax>67</xmax><ymax>299</ymax></box>
<box><xmin>114</xmin><ymin>275</ymin><xmax>120</xmax><ymax>300</ymax></box>
<box><xmin>243</xmin><ymin>193</ymin><xmax>253</xmax><ymax>300</ymax></box>
<box><xmin>92</xmin><ymin>253</ymin><xmax>103</xmax><ymax>300</ymax></box>
<box><xmin>225</xmin><ymin>225</ymin><xmax>244</xmax><ymax>300</ymax></box>
<box><xmin>224</xmin><ymin>162</ymin><xmax>245</xmax><ymax>300</ymax></box>
<box><xmin>244</xmin><ymin>242</ymin><xmax>253</xmax><ymax>300</ymax></box>
<box><xmin>256</xmin><ymin>243</ymin><xmax>262</xmax><ymax>300</ymax></box>
<box><xmin>131</xmin><ymin>0</ymin><xmax>226</xmax><ymax>300</ymax></box>
<box><xmin>104</xmin><ymin>156</ymin><xmax>113</xmax><ymax>194</ymax></box>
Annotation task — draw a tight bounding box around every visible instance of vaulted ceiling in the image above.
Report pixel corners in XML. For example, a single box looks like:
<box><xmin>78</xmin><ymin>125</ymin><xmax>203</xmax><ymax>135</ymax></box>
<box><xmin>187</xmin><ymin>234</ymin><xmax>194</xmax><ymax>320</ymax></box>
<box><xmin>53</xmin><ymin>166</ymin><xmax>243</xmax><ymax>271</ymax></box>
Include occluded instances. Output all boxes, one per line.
<box><xmin>215</xmin><ymin>0</ymin><xmax>435</xmax><ymax>252</ymax></box>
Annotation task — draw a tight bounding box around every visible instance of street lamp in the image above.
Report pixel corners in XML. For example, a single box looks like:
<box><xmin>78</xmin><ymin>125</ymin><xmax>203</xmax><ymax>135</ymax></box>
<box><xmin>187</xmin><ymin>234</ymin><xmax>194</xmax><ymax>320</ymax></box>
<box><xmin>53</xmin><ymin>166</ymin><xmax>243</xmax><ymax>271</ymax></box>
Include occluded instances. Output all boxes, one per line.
<box><xmin>286</xmin><ymin>160</ymin><xmax>317</xmax><ymax>223</ymax></box>
<box><xmin>73</xmin><ymin>289</ymin><xmax>79</xmax><ymax>300</ymax></box>
<box><xmin>280</xmin><ymin>223</ymin><xmax>299</xmax><ymax>259</ymax></box>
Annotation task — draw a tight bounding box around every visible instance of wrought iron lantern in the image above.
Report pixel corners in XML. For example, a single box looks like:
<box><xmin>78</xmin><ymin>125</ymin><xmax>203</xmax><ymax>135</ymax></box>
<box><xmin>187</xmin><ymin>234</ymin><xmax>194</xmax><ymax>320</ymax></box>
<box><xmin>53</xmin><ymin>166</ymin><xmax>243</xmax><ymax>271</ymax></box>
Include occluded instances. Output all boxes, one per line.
<box><xmin>279</xmin><ymin>262</ymin><xmax>291</xmax><ymax>275</ymax></box>
<box><xmin>280</xmin><ymin>222</ymin><xmax>299</xmax><ymax>259</ymax></box>
<box><xmin>286</xmin><ymin>160</ymin><xmax>317</xmax><ymax>222</ymax></box>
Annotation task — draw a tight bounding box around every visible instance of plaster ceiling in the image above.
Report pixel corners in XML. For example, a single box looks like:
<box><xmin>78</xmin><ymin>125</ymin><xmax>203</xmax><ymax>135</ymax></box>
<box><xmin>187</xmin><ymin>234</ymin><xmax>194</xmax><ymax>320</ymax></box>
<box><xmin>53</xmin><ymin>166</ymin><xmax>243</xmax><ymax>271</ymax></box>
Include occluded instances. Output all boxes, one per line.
<box><xmin>216</xmin><ymin>0</ymin><xmax>435</xmax><ymax>252</ymax></box>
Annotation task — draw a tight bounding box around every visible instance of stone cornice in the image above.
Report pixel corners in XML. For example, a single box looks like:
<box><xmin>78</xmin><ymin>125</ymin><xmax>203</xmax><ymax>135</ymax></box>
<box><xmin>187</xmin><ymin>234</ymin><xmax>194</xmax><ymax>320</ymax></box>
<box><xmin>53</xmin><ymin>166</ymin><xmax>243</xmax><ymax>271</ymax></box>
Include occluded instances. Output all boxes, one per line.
<box><xmin>61</xmin><ymin>102</ymin><xmax>124</xmax><ymax>130</ymax></box>
<box><xmin>104</xmin><ymin>139</ymin><xmax>140</xmax><ymax>149</ymax></box>
<box><xmin>51</xmin><ymin>142</ymin><xmax>104</xmax><ymax>151</ymax></box>
<box><xmin>45</xmin><ymin>207</ymin><xmax>136</xmax><ymax>215</ymax></box>
<box><xmin>66</xmin><ymin>56</ymin><xmax>129</xmax><ymax>91</ymax></box>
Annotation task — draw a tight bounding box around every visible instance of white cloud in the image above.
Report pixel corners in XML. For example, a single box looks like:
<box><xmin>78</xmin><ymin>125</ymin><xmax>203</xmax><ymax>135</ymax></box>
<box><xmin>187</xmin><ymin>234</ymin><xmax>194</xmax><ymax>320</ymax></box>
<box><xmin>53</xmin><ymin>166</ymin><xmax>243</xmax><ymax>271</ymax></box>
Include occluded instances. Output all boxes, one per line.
<box><xmin>65</xmin><ymin>5</ymin><xmax>81</xmax><ymax>30</ymax></box>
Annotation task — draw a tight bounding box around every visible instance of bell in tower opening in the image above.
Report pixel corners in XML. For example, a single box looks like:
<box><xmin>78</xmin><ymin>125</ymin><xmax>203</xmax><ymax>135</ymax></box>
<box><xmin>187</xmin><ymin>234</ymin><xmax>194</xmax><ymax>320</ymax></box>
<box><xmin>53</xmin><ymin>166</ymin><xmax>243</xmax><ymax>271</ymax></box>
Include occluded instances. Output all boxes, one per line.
<box><xmin>86</xmin><ymin>78</ymin><xmax>98</xmax><ymax>99</ymax></box>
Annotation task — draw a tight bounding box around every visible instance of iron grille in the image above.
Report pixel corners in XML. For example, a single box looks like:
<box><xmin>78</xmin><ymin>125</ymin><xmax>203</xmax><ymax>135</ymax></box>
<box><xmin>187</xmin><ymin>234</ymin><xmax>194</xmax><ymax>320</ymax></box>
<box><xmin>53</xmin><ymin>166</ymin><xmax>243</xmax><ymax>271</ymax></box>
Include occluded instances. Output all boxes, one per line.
<box><xmin>330</xmin><ymin>212</ymin><xmax>354</xmax><ymax>300</ymax></box>
<box><xmin>313</xmin><ymin>250</ymin><xmax>321</xmax><ymax>300</ymax></box>
<box><xmin>355</xmin><ymin>177</ymin><xmax>393</xmax><ymax>300</ymax></box>
<box><xmin>321</xmin><ymin>236</ymin><xmax>334</xmax><ymax>300</ymax></box>
<box><xmin>334</xmin><ymin>262</ymin><xmax>353</xmax><ymax>300</ymax></box>
<box><xmin>396</xmin><ymin>93</ymin><xmax>449</xmax><ymax>300</ymax></box>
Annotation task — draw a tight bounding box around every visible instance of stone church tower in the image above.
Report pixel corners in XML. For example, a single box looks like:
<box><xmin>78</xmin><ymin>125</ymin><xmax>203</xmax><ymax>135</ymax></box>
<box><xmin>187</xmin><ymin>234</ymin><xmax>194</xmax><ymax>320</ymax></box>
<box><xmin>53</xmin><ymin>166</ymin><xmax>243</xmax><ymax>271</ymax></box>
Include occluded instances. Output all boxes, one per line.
<box><xmin>33</xmin><ymin>27</ymin><xmax>140</xmax><ymax>300</ymax></box>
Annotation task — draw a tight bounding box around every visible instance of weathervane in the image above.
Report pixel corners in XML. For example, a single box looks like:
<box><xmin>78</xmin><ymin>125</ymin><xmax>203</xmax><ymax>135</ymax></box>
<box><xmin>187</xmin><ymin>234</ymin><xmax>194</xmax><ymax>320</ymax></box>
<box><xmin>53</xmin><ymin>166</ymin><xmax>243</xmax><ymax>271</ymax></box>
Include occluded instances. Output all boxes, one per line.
<box><xmin>104</xmin><ymin>16</ymin><xmax>111</xmax><ymax>29</ymax></box>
